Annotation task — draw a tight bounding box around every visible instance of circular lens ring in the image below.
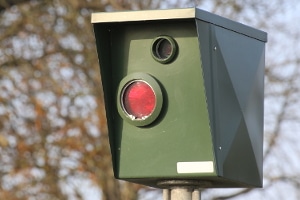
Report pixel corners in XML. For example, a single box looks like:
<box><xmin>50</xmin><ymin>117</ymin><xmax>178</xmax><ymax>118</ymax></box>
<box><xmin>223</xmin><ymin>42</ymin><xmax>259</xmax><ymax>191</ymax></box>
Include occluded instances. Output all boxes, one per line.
<box><xmin>151</xmin><ymin>35</ymin><xmax>177</xmax><ymax>64</ymax></box>
<box><xmin>121</xmin><ymin>80</ymin><xmax>156</xmax><ymax>120</ymax></box>
<box><xmin>155</xmin><ymin>39</ymin><xmax>172</xmax><ymax>59</ymax></box>
<box><xmin>117</xmin><ymin>73</ymin><xmax>163</xmax><ymax>127</ymax></box>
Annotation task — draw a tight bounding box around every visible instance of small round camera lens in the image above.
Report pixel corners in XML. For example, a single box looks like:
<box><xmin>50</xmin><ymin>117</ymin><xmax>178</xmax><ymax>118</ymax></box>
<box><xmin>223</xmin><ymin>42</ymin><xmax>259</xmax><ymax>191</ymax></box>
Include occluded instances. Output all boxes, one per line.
<box><xmin>156</xmin><ymin>39</ymin><xmax>172</xmax><ymax>59</ymax></box>
<box><xmin>151</xmin><ymin>36</ymin><xmax>177</xmax><ymax>64</ymax></box>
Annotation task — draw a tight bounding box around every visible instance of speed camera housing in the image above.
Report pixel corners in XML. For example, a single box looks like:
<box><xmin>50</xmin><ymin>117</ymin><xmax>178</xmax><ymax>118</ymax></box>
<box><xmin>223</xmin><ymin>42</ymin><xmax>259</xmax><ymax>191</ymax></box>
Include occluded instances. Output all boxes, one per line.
<box><xmin>92</xmin><ymin>8</ymin><xmax>267</xmax><ymax>188</ymax></box>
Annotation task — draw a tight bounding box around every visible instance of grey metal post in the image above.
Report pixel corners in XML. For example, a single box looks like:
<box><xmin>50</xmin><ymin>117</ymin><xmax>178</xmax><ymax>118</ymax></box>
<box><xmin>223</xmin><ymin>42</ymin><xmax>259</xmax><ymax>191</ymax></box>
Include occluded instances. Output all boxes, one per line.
<box><xmin>192</xmin><ymin>189</ymin><xmax>201</xmax><ymax>200</ymax></box>
<box><xmin>163</xmin><ymin>189</ymin><xmax>170</xmax><ymax>200</ymax></box>
<box><xmin>162</xmin><ymin>188</ymin><xmax>201</xmax><ymax>200</ymax></box>
<box><xmin>160</xmin><ymin>180</ymin><xmax>204</xmax><ymax>200</ymax></box>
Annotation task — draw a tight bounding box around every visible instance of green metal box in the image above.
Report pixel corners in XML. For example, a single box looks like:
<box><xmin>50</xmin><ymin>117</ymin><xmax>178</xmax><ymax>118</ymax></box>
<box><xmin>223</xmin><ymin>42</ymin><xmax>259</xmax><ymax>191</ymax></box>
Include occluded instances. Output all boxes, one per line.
<box><xmin>92</xmin><ymin>8</ymin><xmax>267</xmax><ymax>188</ymax></box>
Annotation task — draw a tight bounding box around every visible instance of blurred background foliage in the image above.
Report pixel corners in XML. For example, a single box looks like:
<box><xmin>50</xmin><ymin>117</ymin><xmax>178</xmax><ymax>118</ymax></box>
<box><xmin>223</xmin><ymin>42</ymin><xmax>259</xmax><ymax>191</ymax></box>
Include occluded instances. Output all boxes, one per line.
<box><xmin>0</xmin><ymin>0</ymin><xmax>300</xmax><ymax>200</ymax></box>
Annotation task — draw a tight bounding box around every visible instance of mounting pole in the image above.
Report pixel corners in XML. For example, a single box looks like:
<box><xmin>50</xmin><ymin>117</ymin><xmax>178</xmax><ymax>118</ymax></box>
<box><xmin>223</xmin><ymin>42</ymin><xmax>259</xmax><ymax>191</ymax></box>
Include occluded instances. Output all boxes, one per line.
<box><xmin>159</xmin><ymin>180</ymin><xmax>207</xmax><ymax>200</ymax></box>
<box><xmin>163</xmin><ymin>188</ymin><xmax>201</xmax><ymax>200</ymax></box>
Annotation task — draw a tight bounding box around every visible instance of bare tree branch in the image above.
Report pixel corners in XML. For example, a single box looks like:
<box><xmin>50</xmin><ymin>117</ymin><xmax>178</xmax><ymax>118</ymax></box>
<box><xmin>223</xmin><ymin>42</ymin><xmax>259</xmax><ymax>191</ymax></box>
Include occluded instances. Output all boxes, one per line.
<box><xmin>0</xmin><ymin>0</ymin><xmax>31</xmax><ymax>11</ymax></box>
<box><xmin>211</xmin><ymin>188</ymin><xmax>253</xmax><ymax>200</ymax></box>
<box><xmin>264</xmin><ymin>61</ymin><xmax>300</xmax><ymax>160</ymax></box>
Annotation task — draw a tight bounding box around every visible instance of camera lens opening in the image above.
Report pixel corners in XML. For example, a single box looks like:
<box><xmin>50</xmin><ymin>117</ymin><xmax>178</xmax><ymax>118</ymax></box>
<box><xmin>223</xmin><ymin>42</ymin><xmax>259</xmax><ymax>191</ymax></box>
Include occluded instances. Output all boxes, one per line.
<box><xmin>151</xmin><ymin>36</ymin><xmax>177</xmax><ymax>64</ymax></box>
<box><xmin>121</xmin><ymin>80</ymin><xmax>156</xmax><ymax>120</ymax></box>
<box><xmin>117</xmin><ymin>73</ymin><xmax>163</xmax><ymax>127</ymax></box>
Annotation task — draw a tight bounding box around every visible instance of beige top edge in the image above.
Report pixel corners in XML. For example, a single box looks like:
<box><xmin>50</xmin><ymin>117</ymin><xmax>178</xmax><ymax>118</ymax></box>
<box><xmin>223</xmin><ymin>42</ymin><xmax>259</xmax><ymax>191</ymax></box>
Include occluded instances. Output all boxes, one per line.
<box><xmin>91</xmin><ymin>8</ymin><xmax>196</xmax><ymax>23</ymax></box>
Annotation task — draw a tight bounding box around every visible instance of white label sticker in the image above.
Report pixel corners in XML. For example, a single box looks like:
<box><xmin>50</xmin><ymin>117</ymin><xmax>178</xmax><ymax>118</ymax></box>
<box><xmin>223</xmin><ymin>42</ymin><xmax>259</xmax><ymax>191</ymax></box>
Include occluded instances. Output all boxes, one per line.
<box><xmin>177</xmin><ymin>161</ymin><xmax>214</xmax><ymax>173</ymax></box>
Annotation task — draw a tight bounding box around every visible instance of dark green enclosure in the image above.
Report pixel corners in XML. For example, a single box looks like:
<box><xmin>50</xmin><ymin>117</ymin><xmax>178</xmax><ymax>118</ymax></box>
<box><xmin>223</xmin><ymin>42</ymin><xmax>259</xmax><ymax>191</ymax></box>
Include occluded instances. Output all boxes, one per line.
<box><xmin>92</xmin><ymin>8</ymin><xmax>267</xmax><ymax>188</ymax></box>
